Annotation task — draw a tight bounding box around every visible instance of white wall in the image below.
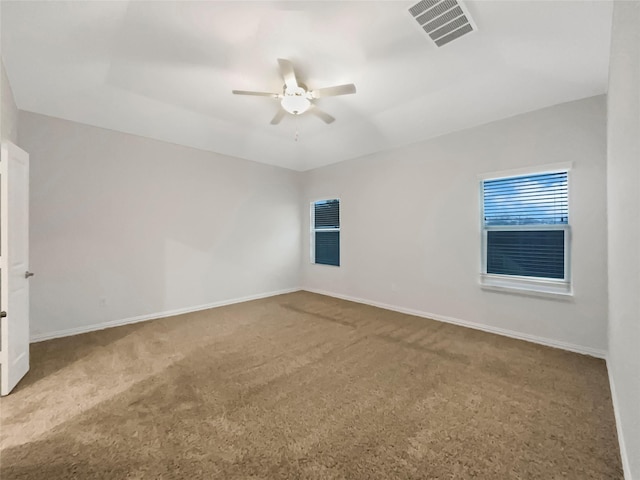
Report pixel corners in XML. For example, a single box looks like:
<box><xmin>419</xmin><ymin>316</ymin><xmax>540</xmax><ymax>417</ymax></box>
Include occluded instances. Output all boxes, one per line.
<box><xmin>1</xmin><ymin>58</ymin><xmax>18</xmax><ymax>143</ymax></box>
<box><xmin>302</xmin><ymin>95</ymin><xmax>608</xmax><ymax>355</ymax></box>
<box><xmin>607</xmin><ymin>1</ymin><xmax>640</xmax><ymax>478</ymax></box>
<box><xmin>19</xmin><ymin>111</ymin><xmax>301</xmax><ymax>339</ymax></box>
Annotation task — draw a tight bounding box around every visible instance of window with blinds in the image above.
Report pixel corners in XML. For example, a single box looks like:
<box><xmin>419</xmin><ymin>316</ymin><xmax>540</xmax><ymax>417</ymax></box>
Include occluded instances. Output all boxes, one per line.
<box><xmin>312</xmin><ymin>199</ymin><xmax>340</xmax><ymax>266</ymax></box>
<box><xmin>482</xmin><ymin>171</ymin><xmax>569</xmax><ymax>281</ymax></box>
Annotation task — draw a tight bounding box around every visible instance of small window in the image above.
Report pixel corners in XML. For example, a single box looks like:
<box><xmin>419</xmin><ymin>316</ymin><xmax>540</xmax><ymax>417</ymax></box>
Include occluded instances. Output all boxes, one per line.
<box><xmin>481</xmin><ymin>170</ymin><xmax>570</xmax><ymax>295</ymax></box>
<box><xmin>311</xmin><ymin>199</ymin><xmax>340</xmax><ymax>266</ymax></box>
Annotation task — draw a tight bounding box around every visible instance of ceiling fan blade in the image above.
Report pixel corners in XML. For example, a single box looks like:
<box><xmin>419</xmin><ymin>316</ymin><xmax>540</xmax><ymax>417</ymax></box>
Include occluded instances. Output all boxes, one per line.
<box><xmin>311</xmin><ymin>83</ymin><xmax>356</xmax><ymax>98</ymax></box>
<box><xmin>307</xmin><ymin>105</ymin><xmax>335</xmax><ymax>124</ymax></box>
<box><xmin>270</xmin><ymin>107</ymin><xmax>287</xmax><ymax>125</ymax></box>
<box><xmin>232</xmin><ymin>90</ymin><xmax>280</xmax><ymax>97</ymax></box>
<box><xmin>277</xmin><ymin>58</ymin><xmax>299</xmax><ymax>90</ymax></box>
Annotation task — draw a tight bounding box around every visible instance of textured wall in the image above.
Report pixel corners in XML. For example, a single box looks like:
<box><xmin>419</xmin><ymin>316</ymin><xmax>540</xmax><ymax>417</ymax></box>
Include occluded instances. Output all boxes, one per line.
<box><xmin>19</xmin><ymin>111</ymin><xmax>301</xmax><ymax>338</ymax></box>
<box><xmin>606</xmin><ymin>1</ymin><xmax>640</xmax><ymax>478</ymax></box>
<box><xmin>1</xmin><ymin>58</ymin><xmax>18</xmax><ymax>143</ymax></box>
<box><xmin>302</xmin><ymin>95</ymin><xmax>609</xmax><ymax>354</ymax></box>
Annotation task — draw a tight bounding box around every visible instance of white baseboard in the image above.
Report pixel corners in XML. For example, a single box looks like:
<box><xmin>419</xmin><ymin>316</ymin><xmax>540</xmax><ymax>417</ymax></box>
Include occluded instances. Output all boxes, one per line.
<box><xmin>303</xmin><ymin>288</ymin><xmax>607</xmax><ymax>359</ymax></box>
<box><xmin>607</xmin><ymin>359</ymin><xmax>633</xmax><ymax>480</ymax></box>
<box><xmin>30</xmin><ymin>287</ymin><xmax>302</xmax><ymax>343</ymax></box>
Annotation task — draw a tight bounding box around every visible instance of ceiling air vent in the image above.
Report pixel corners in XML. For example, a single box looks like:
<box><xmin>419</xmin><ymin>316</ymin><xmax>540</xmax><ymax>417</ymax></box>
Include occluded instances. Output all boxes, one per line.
<box><xmin>408</xmin><ymin>0</ymin><xmax>476</xmax><ymax>47</ymax></box>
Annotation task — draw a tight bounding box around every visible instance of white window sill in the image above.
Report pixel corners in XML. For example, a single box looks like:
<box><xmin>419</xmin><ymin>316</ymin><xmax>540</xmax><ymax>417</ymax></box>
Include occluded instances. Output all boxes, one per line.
<box><xmin>480</xmin><ymin>274</ymin><xmax>573</xmax><ymax>300</ymax></box>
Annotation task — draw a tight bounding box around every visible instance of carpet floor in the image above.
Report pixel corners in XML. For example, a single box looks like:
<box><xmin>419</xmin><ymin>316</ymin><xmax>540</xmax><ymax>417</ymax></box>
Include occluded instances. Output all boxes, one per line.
<box><xmin>0</xmin><ymin>291</ymin><xmax>622</xmax><ymax>479</ymax></box>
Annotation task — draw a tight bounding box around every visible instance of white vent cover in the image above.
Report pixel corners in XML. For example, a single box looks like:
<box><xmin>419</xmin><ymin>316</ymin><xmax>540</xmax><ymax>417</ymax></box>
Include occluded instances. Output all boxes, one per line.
<box><xmin>408</xmin><ymin>0</ymin><xmax>476</xmax><ymax>47</ymax></box>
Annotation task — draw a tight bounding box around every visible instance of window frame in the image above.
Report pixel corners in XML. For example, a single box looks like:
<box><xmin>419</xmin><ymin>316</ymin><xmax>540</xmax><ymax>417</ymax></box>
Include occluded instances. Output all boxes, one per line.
<box><xmin>478</xmin><ymin>164</ymin><xmax>573</xmax><ymax>297</ymax></box>
<box><xmin>310</xmin><ymin>198</ymin><xmax>341</xmax><ymax>267</ymax></box>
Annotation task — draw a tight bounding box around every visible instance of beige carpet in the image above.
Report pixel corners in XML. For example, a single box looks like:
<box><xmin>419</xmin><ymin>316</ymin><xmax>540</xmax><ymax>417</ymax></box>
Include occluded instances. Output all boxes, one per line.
<box><xmin>0</xmin><ymin>291</ymin><xmax>622</xmax><ymax>479</ymax></box>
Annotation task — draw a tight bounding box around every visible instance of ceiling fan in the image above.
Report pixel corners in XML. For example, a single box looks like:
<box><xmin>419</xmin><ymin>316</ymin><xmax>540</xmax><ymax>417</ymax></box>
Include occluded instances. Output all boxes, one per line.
<box><xmin>232</xmin><ymin>58</ymin><xmax>356</xmax><ymax>125</ymax></box>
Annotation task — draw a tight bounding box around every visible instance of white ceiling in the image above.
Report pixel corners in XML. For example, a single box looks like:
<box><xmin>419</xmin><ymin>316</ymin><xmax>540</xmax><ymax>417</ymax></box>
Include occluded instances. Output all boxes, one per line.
<box><xmin>1</xmin><ymin>1</ymin><xmax>613</xmax><ymax>171</ymax></box>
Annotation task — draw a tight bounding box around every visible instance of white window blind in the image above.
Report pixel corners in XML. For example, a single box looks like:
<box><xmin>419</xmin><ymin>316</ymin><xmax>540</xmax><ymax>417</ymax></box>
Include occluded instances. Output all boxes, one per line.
<box><xmin>483</xmin><ymin>172</ymin><xmax>568</xmax><ymax>226</ymax></box>
<box><xmin>482</xmin><ymin>171</ymin><xmax>569</xmax><ymax>281</ymax></box>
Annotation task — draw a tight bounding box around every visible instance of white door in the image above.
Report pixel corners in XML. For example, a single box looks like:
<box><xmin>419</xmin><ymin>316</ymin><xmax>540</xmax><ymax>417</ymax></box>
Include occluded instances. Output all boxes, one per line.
<box><xmin>0</xmin><ymin>142</ymin><xmax>30</xmax><ymax>396</ymax></box>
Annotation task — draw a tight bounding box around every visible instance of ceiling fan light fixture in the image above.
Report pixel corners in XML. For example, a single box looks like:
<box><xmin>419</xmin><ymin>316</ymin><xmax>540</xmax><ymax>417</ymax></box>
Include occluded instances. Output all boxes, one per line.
<box><xmin>281</xmin><ymin>87</ymin><xmax>311</xmax><ymax>115</ymax></box>
<box><xmin>232</xmin><ymin>59</ymin><xmax>356</xmax><ymax>124</ymax></box>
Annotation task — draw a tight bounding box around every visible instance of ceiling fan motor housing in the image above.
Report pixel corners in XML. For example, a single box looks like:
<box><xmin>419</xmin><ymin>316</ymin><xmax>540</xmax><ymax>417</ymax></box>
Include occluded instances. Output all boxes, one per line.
<box><xmin>281</xmin><ymin>85</ymin><xmax>311</xmax><ymax>115</ymax></box>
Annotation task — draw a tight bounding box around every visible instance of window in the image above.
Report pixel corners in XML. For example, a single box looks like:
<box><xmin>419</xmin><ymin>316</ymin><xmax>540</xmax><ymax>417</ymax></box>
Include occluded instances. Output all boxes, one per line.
<box><xmin>481</xmin><ymin>170</ymin><xmax>570</xmax><ymax>295</ymax></box>
<box><xmin>311</xmin><ymin>199</ymin><xmax>340</xmax><ymax>266</ymax></box>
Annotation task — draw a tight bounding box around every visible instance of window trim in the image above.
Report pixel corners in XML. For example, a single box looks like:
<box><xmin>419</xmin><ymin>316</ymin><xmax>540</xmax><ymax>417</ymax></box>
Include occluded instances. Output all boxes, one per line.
<box><xmin>310</xmin><ymin>198</ymin><xmax>341</xmax><ymax>267</ymax></box>
<box><xmin>479</xmin><ymin>164</ymin><xmax>573</xmax><ymax>297</ymax></box>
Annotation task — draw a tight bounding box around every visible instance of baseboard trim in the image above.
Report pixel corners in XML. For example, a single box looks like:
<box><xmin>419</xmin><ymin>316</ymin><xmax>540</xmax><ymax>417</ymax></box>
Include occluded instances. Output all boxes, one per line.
<box><xmin>607</xmin><ymin>359</ymin><xmax>632</xmax><ymax>480</ymax></box>
<box><xmin>30</xmin><ymin>287</ymin><xmax>302</xmax><ymax>343</ymax></box>
<box><xmin>303</xmin><ymin>288</ymin><xmax>607</xmax><ymax>359</ymax></box>
<box><xmin>31</xmin><ymin>285</ymin><xmax>606</xmax><ymax>356</ymax></box>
